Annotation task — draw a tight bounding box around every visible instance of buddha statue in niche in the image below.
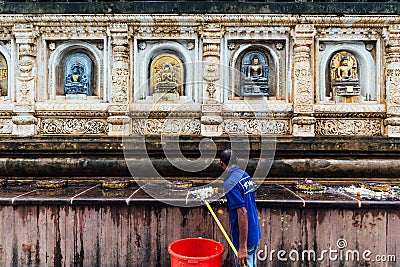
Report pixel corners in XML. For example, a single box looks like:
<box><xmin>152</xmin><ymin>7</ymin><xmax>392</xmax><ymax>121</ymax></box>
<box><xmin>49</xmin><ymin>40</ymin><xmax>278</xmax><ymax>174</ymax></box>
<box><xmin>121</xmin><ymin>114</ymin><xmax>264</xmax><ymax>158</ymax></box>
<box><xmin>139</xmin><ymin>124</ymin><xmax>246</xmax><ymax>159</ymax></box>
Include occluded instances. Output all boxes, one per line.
<box><xmin>64</xmin><ymin>64</ymin><xmax>90</xmax><ymax>95</ymax></box>
<box><xmin>150</xmin><ymin>53</ymin><xmax>184</xmax><ymax>98</ymax></box>
<box><xmin>155</xmin><ymin>64</ymin><xmax>179</xmax><ymax>94</ymax></box>
<box><xmin>330</xmin><ymin>51</ymin><xmax>361</xmax><ymax>103</ymax></box>
<box><xmin>240</xmin><ymin>52</ymin><xmax>269</xmax><ymax>97</ymax></box>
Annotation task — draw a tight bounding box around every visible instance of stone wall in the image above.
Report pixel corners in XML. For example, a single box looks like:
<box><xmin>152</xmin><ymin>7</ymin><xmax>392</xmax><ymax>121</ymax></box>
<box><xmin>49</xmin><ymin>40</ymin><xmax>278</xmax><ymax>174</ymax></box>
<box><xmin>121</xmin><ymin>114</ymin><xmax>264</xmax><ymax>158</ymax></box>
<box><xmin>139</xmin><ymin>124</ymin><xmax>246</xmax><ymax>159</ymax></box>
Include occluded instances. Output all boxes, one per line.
<box><xmin>0</xmin><ymin>14</ymin><xmax>398</xmax><ymax>137</ymax></box>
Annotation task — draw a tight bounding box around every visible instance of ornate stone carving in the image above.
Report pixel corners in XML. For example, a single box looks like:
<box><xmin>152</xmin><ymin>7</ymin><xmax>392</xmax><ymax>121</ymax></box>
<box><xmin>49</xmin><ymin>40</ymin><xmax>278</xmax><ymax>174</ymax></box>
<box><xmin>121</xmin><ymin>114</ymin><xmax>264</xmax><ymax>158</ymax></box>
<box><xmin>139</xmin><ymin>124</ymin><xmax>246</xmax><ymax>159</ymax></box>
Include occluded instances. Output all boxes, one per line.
<box><xmin>40</xmin><ymin>26</ymin><xmax>105</xmax><ymax>39</ymax></box>
<box><xmin>314</xmin><ymin>104</ymin><xmax>385</xmax><ymax>114</ymax></box>
<box><xmin>223</xmin><ymin>119</ymin><xmax>290</xmax><ymax>135</ymax></box>
<box><xmin>317</xmin><ymin>26</ymin><xmax>383</xmax><ymax>42</ymax></box>
<box><xmin>0</xmin><ymin>119</ymin><xmax>12</xmax><ymax>134</ymax></box>
<box><xmin>384</xmin><ymin>25</ymin><xmax>400</xmax><ymax>136</ymax></box>
<box><xmin>135</xmin><ymin>22</ymin><xmax>196</xmax><ymax>38</ymax></box>
<box><xmin>12</xmin><ymin>115</ymin><xmax>37</xmax><ymax>125</ymax></box>
<box><xmin>201</xmin><ymin>23</ymin><xmax>224</xmax><ymax>101</ymax></box>
<box><xmin>225</xmin><ymin>26</ymin><xmax>290</xmax><ymax>38</ymax></box>
<box><xmin>41</xmin><ymin>118</ymin><xmax>108</xmax><ymax>135</ymax></box>
<box><xmin>131</xmin><ymin>119</ymin><xmax>200</xmax><ymax>135</ymax></box>
<box><xmin>293</xmin><ymin>25</ymin><xmax>314</xmax><ymax>110</ymax></box>
<box><xmin>36</xmin><ymin>111</ymin><xmax>108</xmax><ymax>117</ymax></box>
<box><xmin>292</xmin><ymin>117</ymin><xmax>316</xmax><ymax>125</ymax></box>
<box><xmin>292</xmin><ymin>24</ymin><xmax>315</xmax><ymax>137</ymax></box>
<box><xmin>14</xmin><ymin>24</ymin><xmax>36</xmax><ymax>103</ymax></box>
<box><xmin>110</xmin><ymin>23</ymin><xmax>130</xmax><ymax>104</ymax></box>
<box><xmin>316</xmin><ymin>119</ymin><xmax>382</xmax><ymax>136</ymax></box>
<box><xmin>201</xmin><ymin>116</ymin><xmax>223</xmax><ymax>125</ymax></box>
<box><xmin>12</xmin><ymin>24</ymin><xmax>37</xmax><ymax>136</ymax></box>
<box><xmin>150</xmin><ymin>54</ymin><xmax>183</xmax><ymax>96</ymax></box>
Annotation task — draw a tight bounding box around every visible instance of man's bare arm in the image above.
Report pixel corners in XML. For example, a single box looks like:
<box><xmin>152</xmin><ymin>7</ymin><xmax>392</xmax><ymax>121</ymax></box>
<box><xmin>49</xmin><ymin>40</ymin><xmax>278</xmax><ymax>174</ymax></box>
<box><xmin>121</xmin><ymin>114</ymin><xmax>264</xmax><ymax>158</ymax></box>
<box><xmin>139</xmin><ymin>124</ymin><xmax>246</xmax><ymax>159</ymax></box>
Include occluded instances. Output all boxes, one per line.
<box><xmin>237</xmin><ymin>206</ymin><xmax>248</xmax><ymax>266</ymax></box>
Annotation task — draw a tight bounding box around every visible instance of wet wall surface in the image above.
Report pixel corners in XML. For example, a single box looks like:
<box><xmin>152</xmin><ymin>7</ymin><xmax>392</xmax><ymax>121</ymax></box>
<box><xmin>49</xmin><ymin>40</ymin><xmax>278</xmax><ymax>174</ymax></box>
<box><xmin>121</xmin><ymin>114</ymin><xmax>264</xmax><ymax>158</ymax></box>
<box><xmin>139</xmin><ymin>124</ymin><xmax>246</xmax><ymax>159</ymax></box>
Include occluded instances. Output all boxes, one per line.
<box><xmin>1</xmin><ymin>182</ymin><xmax>399</xmax><ymax>267</ymax></box>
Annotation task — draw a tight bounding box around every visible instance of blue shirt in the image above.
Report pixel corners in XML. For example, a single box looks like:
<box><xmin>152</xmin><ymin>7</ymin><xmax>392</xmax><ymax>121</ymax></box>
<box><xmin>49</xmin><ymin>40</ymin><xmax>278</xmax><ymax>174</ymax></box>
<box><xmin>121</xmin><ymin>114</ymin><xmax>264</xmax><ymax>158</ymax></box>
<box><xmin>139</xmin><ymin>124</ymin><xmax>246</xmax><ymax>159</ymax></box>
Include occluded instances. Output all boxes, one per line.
<box><xmin>224</xmin><ymin>165</ymin><xmax>262</xmax><ymax>250</ymax></box>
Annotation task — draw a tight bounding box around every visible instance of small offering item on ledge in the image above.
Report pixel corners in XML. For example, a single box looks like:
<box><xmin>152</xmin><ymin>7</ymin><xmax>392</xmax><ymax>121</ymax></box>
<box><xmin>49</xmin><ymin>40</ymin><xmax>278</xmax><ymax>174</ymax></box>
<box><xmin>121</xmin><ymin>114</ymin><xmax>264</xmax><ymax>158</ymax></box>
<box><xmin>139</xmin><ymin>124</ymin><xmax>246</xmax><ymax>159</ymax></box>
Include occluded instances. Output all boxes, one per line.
<box><xmin>36</xmin><ymin>180</ymin><xmax>68</xmax><ymax>189</ymax></box>
<box><xmin>357</xmin><ymin>182</ymin><xmax>391</xmax><ymax>192</ymax></box>
<box><xmin>101</xmin><ymin>180</ymin><xmax>131</xmax><ymax>189</ymax></box>
<box><xmin>166</xmin><ymin>180</ymin><xmax>193</xmax><ymax>189</ymax></box>
<box><xmin>292</xmin><ymin>179</ymin><xmax>324</xmax><ymax>192</ymax></box>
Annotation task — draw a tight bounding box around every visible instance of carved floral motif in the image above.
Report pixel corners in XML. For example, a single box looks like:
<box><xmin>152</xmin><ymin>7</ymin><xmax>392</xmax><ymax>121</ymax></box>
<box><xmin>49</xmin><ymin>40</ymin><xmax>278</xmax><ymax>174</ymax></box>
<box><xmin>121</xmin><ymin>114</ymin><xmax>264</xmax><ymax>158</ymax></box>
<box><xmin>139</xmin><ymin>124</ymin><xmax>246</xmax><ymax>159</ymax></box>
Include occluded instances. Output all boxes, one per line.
<box><xmin>41</xmin><ymin>119</ymin><xmax>108</xmax><ymax>134</ymax></box>
<box><xmin>223</xmin><ymin>119</ymin><xmax>289</xmax><ymax>135</ymax></box>
<box><xmin>315</xmin><ymin>119</ymin><xmax>382</xmax><ymax>136</ymax></box>
<box><xmin>132</xmin><ymin>119</ymin><xmax>200</xmax><ymax>135</ymax></box>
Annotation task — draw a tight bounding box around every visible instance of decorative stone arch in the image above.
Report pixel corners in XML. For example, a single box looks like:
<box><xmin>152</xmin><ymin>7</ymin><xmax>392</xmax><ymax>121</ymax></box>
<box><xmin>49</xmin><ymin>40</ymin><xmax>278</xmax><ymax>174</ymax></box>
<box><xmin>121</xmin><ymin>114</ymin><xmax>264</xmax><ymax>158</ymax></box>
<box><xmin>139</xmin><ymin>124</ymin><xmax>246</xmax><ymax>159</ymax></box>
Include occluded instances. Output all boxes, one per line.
<box><xmin>0</xmin><ymin>44</ymin><xmax>12</xmax><ymax>100</ymax></box>
<box><xmin>136</xmin><ymin>42</ymin><xmax>194</xmax><ymax>101</ymax></box>
<box><xmin>229</xmin><ymin>44</ymin><xmax>280</xmax><ymax>101</ymax></box>
<box><xmin>318</xmin><ymin>43</ymin><xmax>376</xmax><ymax>102</ymax></box>
<box><xmin>48</xmin><ymin>41</ymin><xmax>103</xmax><ymax>100</ymax></box>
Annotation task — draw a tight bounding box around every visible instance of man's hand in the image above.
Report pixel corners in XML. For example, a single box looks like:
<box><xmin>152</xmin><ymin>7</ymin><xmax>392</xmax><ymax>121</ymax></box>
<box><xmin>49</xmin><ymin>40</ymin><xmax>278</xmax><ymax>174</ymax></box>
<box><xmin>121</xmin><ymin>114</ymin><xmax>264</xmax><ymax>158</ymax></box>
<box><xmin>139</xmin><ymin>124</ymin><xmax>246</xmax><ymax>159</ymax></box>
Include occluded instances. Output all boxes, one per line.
<box><xmin>237</xmin><ymin>247</ymin><xmax>248</xmax><ymax>266</ymax></box>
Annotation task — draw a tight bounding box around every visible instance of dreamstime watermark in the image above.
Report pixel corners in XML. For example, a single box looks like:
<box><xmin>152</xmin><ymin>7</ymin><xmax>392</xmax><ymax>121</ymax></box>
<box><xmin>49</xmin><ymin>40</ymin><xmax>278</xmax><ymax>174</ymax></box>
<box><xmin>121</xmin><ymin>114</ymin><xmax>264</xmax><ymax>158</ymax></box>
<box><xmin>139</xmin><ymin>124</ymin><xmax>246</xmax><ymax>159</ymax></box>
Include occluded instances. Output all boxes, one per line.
<box><xmin>257</xmin><ymin>238</ymin><xmax>396</xmax><ymax>263</ymax></box>
<box><xmin>122</xmin><ymin>61</ymin><xmax>277</xmax><ymax>207</ymax></box>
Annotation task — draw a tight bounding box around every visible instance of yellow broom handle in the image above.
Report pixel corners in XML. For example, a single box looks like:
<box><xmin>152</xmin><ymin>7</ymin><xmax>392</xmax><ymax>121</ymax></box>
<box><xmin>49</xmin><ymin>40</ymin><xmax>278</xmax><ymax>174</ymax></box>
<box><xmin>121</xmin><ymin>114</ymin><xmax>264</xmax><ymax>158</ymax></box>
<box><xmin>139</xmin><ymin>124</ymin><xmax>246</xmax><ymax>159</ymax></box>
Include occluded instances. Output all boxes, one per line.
<box><xmin>204</xmin><ymin>200</ymin><xmax>238</xmax><ymax>256</ymax></box>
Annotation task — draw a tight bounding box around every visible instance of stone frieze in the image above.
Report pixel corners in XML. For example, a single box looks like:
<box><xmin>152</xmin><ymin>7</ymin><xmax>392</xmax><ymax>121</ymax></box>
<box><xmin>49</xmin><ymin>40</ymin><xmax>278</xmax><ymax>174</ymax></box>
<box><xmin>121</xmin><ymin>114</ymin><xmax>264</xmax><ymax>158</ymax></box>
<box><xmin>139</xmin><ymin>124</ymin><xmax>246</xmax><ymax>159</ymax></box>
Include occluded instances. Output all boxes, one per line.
<box><xmin>223</xmin><ymin>119</ymin><xmax>290</xmax><ymax>135</ymax></box>
<box><xmin>315</xmin><ymin>119</ymin><xmax>382</xmax><ymax>136</ymax></box>
<box><xmin>41</xmin><ymin>118</ymin><xmax>108</xmax><ymax>134</ymax></box>
<box><xmin>131</xmin><ymin>118</ymin><xmax>201</xmax><ymax>135</ymax></box>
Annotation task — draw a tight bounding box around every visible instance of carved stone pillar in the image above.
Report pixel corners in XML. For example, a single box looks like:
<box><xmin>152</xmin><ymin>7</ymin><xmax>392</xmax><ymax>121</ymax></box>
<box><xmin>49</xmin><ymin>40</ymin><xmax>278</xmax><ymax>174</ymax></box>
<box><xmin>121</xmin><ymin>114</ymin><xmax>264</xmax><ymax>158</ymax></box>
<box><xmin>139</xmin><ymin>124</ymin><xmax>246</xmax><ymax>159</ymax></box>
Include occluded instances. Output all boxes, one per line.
<box><xmin>384</xmin><ymin>25</ymin><xmax>400</xmax><ymax>137</ymax></box>
<box><xmin>108</xmin><ymin>24</ymin><xmax>130</xmax><ymax>136</ymax></box>
<box><xmin>292</xmin><ymin>24</ymin><xmax>316</xmax><ymax>137</ymax></box>
<box><xmin>200</xmin><ymin>23</ymin><xmax>224</xmax><ymax>136</ymax></box>
<box><xmin>12</xmin><ymin>24</ymin><xmax>37</xmax><ymax>136</ymax></box>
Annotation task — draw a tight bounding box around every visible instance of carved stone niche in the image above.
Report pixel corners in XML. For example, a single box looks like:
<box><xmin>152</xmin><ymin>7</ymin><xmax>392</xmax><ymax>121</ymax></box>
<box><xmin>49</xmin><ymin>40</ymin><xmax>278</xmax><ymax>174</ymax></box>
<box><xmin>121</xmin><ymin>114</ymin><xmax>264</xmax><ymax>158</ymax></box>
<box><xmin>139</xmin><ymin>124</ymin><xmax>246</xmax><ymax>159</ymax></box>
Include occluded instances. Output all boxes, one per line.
<box><xmin>134</xmin><ymin>39</ymin><xmax>198</xmax><ymax>103</ymax></box>
<box><xmin>47</xmin><ymin>40</ymin><xmax>104</xmax><ymax>101</ymax></box>
<box><xmin>0</xmin><ymin>52</ymin><xmax>8</xmax><ymax>98</ymax></box>
<box><xmin>228</xmin><ymin>42</ymin><xmax>286</xmax><ymax>101</ymax></box>
<box><xmin>317</xmin><ymin>42</ymin><xmax>377</xmax><ymax>104</ymax></box>
<box><xmin>0</xmin><ymin>41</ymin><xmax>11</xmax><ymax>100</ymax></box>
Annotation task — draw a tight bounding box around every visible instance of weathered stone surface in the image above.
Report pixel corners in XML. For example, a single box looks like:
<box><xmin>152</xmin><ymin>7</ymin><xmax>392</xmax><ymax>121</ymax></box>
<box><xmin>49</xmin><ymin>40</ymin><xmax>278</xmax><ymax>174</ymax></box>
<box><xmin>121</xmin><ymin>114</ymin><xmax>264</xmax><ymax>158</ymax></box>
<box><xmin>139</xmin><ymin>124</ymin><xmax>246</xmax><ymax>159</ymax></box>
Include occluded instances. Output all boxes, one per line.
<box><xmin>0</xmin><ymin>136</ymin><xmax>399</xmax><ymax>182</ymax></box>
<box><xmin>0</xmin><ymin>2</ymin><xmax>399</xmax><ymax>15</ymax></box>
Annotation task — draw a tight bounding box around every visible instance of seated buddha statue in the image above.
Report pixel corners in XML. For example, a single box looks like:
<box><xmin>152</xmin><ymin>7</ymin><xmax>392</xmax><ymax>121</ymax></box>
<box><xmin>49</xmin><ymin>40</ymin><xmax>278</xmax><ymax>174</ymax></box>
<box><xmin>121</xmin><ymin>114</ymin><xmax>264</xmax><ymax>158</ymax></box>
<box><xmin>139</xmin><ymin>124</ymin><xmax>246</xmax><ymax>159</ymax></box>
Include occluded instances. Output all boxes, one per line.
<box><xmin>330</xmin><ymin>53</ymin><xmax>361</xmax><ymax>102</ymax></box>
<box><xmin>64</xmin><ymin>65</ymin><xmax>90</xmax><ymax>95</ymax></box>
<box><xmin>336</xmin><ymin>56</ymin><xmax>357</xmax><ymax>81</ymax></box>
<box><xmin>241</xmin><ymin>54</ymin><xmax>269</xmax><ymax>96</ymax></box>
<box><xmin>248</xmin><ymin>56</ymin><xmax>268</xmax><ymax>82</ymax></box>
<box><xmin>155</xmin><ymin>64</ymin><xmax>179</xmax><ymax>94</ymax></box>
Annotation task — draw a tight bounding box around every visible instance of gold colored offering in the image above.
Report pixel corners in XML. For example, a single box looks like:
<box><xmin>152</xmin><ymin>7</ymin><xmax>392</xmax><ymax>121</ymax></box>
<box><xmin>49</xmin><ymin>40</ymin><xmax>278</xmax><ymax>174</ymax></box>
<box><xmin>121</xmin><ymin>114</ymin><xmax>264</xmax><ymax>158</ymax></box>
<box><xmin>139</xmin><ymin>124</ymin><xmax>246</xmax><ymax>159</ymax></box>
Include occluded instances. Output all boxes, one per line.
<box><xmin>101</xmin><ymin>180</ymin><xmax>131</xmax><ymax>189</ymax></box>
<box><xmin>357</xmin><ymin>182</ymin><xmax>391</xmax><ymax>192</ymax></box>
<box><xmin>166</xmin><ymin>180</ymin><xmax>193</xmax><ymax>189</ymax></box>
<box><xmin>292</xmin><ymin>181</ymin><xmax>323</xmax><ymax>192</ymax></box>
<box><xmin>36</xmin><ymin>180</ymin><xmax>68</xmax><ymax>189</ymax></box>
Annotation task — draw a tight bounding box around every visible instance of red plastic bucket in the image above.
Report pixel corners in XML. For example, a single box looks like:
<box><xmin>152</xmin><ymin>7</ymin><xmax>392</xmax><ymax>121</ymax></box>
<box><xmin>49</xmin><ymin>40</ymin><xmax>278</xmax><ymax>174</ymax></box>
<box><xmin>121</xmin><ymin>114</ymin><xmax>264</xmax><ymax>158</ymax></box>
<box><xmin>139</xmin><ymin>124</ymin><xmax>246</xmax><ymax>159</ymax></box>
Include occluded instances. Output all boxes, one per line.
<box><xmin>168</xmin><ymin>237</ymin><xmax>225</xmax><ymax>266</ymax></box>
